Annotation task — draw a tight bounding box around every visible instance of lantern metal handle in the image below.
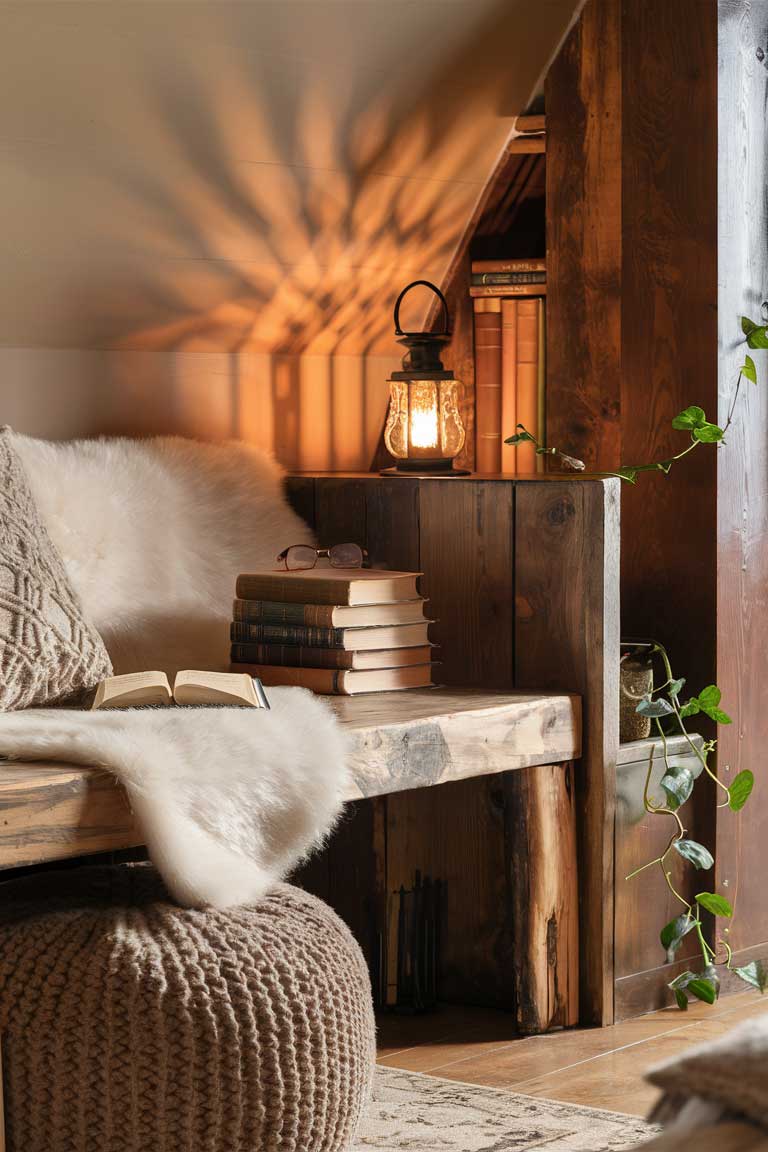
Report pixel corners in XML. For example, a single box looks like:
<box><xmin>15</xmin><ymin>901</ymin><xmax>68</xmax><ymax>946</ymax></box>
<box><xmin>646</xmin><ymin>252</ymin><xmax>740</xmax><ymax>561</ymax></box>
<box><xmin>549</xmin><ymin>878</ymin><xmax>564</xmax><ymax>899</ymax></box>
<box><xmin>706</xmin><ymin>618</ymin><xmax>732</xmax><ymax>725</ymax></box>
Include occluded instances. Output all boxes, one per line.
<box><xmin>393</xmin><ymin>280</ymin><xmax>450</xmax><ymax>338</ymax></box>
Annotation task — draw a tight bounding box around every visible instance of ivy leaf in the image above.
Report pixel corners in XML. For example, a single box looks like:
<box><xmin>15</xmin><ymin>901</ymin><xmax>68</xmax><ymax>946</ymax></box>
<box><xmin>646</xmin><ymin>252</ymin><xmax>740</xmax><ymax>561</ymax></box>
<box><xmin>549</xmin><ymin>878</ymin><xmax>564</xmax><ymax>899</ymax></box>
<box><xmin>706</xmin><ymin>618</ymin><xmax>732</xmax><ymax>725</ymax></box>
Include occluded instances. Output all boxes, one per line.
<box><xmin>668</xmin><ymin>970</ymin><xmax>696</xmax><ymax>991</ymax></box>
<box><xmin>672</xmin><ymin>405</ymin><xmax>707</xmax><ymax>431</ymax></box>
<box><xmin>615</xmin><ymin>466</ymin><xmax>638</xmax><ymax>484</ymax></box>
<box><xmin>660</xmin><ymin>764</ymin><xmax>695</xmax><ymax>811</ymax></box>
<box><xmin>656</xmin><ymin>460</ymin><xmax>674</xmax><ymax>474</ymax></box>
<box><xmin>669</xmin><ymin>678</ymin><xmax>686</xmax><ymax>699</ymax></box>
<box><xmin>698</xmin><ymin>685</ymin><xmax>721</xmax><ymax>709</ymax></box>
<box><xmin>696</xmin><ymin>685</ymin><xmax>733</xmax><ymax>725</ymax></box>
<box><xmin>696</xmin><ymin>892</ymin><xmax>733</xmax><ymax>918</ymax></box>
<box><xmin>636</xmin><ymin>697</ymin><xmax>675</xmax><ymax>718</ymax></box>
<box><xmin>679</xmin><ymin>698</ymin><xmax>701</xmax><ymax>719</ymax></box>
<box><xmin>505</xmin><ymin>426</ymin><xmax>537</xmax><ymax>445</ymax></box>
<box><xmin>747</xmin><ymin>326</ymin><xmax>768</xmax><ymax>350</ymax></box>
<box><xmin>742</xmin><ymin>355</ymin><xmax>758</xmax><ymax>384</ymax></box>
<box><xmin>660</xmin><ymin>913</ymin><xmax>697</xmax><ymax>961</ymax></box>
<box><xmin>729</xmin><ymin>770</ymin><xmax>754</xmax><ymax>812</ymax></box>
<box><xmin>674</xmin><ymin>988</ymin><xmax>689</xmax><ymax>1010</ymax></box>
<box><xmin>734</xmin><ymin>960</ymin><xmax>768</xmax><ymax>993</ymax></box>
<box><xmin>674</xmin><ymin>839</ymin><xmax>714</xmax><ymax>869</ymax></box>
<box><xmin>742</xmin><ymin>315</ymin><xmax>760</xmax><ymax>336</ymax></box>
<box><xmin>688</xmin><ymin>977</ymin><xmax>717</xmax><ymax>1005</ymax></box>
<box><xmin>703</xmin><ymin>964</ymin><xmax>721</xmax><ymax>999</ymax></box>
<box><xmin>693</xmin><ymin>422</ymin><xmax>725</xmax><ymax>443</ymax></box>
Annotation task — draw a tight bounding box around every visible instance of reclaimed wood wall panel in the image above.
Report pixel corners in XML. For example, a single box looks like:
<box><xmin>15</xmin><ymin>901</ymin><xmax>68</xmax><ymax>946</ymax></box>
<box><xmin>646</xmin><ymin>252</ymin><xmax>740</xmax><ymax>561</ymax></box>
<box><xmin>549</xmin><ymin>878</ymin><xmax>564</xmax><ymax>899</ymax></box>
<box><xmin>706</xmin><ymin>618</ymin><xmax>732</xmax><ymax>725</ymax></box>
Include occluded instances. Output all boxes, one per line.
<box><xmin>716</xmin><ymin>0</ymin><xmax>768</xmax><ymax>957</ymax></box>
<box><xmin>514</xmin><ymin>479</ymin><xmax>620</xmax><ymax>1024</ymax></box>
<box><xmin>418</xmin><ymin>480</ymin><xmax>515</xmax><ymax>688</ymax></box>
<box><xmin>545</xmin><ymin>0</ymin><xmax>622</xmax><ymax>470</ymax></box>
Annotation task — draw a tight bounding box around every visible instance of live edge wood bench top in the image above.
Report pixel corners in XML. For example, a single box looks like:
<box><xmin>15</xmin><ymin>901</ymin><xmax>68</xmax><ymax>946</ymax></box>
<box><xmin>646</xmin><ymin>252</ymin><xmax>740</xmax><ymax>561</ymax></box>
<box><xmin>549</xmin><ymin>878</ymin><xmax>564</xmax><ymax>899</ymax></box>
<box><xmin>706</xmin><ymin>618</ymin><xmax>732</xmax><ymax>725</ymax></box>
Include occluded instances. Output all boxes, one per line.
<box><xmin>0</xmin><ymin>689</ymin><xmax>580</xmax><ymax>871</ymax></box>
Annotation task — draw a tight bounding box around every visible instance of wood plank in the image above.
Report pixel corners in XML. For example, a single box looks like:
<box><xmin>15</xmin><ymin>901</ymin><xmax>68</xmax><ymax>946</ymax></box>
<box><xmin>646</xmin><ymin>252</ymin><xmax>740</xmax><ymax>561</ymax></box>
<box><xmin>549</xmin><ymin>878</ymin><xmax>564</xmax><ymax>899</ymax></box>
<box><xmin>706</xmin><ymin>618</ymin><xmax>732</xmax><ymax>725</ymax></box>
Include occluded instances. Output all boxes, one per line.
<box><xmin>418</xmin><ymin>480</ymin><xmax>515</xmax><ymax>687</ymax></box>
<box><xmin>545</xmin><ymin>0</ymin><xmax>622</xmax><ymax>470</ymax></box>
<box><xmin>716</xmin><ymin>0</ymin><xmax>768</xmax><ymax>954</ymax></box>
<box><xmin>504</xmin><ymin>762</ymin><xmax>579</xmax><ymax>1032</ymax></box>
<box><xmin>340</xmin><ymin>690</ymin><xmax>581</xmax><ymax>798</ymax></box>
<box><xmin>0</xmin><ymin>763</ymin><xmax>141</xmax><ymax>869</ymax></box>
<box><xmin>514</xmin><ymin>478</ymin><xmax>620</xmax><ymax>1026</ymax></box>
<box><xmin>0</xmin><ymin>689</ymin><xmax>580</xmax><ymax>869</ymax></box>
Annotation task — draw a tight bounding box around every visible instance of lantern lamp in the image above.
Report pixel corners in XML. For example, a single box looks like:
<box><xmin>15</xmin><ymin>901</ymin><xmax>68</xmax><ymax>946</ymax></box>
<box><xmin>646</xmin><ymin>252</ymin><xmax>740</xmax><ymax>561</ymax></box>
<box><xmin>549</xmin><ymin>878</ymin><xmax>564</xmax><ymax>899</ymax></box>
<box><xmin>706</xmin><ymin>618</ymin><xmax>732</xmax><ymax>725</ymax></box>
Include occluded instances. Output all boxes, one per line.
<box><xmin>382</xmin><ymin>280</ymin><xmax>468</xmax><ymax>475</ymax></box>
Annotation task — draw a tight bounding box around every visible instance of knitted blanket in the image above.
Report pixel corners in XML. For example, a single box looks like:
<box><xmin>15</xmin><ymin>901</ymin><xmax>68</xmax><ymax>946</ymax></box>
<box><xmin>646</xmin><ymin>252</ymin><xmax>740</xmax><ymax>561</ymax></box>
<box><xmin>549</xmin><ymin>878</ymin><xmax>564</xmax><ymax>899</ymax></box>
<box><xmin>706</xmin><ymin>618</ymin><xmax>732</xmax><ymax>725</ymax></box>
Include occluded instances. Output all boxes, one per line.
<box><xmin>0</xmin><ymin>688</ymin><xmax>349</xmax><ymax>908</ymax></box>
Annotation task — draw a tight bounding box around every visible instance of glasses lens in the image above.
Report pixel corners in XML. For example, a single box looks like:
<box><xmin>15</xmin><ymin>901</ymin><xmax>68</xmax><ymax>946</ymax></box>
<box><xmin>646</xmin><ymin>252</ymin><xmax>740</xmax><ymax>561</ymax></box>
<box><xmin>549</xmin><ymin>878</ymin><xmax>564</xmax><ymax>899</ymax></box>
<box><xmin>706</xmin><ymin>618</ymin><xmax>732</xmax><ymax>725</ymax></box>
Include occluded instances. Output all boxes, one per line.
<box><xmin>285</xmin><ymin>545</ymin><xmax>317</xmax><ymax>571</ymax></box>
<box><xmin>329</xmin><ymin>543</ymin><xmax>364</xmax><ymax>568</ymax></box>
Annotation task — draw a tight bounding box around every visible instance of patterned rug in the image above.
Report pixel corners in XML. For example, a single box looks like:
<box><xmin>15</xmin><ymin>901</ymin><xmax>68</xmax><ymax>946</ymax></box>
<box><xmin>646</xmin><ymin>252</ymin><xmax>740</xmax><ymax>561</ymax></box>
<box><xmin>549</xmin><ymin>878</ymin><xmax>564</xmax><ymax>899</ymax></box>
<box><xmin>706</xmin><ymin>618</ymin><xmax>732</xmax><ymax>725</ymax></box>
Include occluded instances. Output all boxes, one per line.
<box><xmin>355</xmin><ymin>1067</ymin><xmax>654</xmax><ymax>1151</ymax></box>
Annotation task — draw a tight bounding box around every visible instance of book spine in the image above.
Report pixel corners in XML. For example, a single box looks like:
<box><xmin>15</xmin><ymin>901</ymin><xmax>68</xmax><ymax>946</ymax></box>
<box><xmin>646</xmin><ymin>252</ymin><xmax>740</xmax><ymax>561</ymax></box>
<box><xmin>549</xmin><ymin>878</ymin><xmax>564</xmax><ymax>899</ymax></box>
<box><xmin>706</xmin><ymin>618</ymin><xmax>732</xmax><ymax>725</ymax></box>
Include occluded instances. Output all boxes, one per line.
<box><xmin>235</xmin><ymin>575</ymin><xmax>351</xmax><ymax>605</ymax></box>
<box><xmin>234</xmin><ymin>664</ymin><xmax>346</xmax><ymax>694</ymax></box>
<box><xmin>473</xmin><ymin>298</ymin><xmax>502</xmax><ymax>473</ymax></box>
<box><xmin>231</xmin><ymin>642</ymin><xmax>355</xmax><ymax>669</ymax></box>
<box><xmin>500</xmin><ymin>299</ymin><xmax>518</xmax><ymax>473</ymax></box>
<box><xmin>469</xmin><ymin>284</ymin><xmax>548</xmax><ymax>298</ymax></box>
<box><xmin>516</xmin><ymin>298</ymin><xmax>540</xmax><ymax>473</ymax></box>
<box><xmin>471</xmin><ymin>272</ymin><xmax>547</xmax><ymax>285</ymax></box>
<box><xmin>537</xmin><ymin>298</ymin><xmax>546</xmax><ymax>475</ymax></box>
<box><xmin>230</xmin><ymin>622</ymin><xmax>346</xmax><ymax>648</ymax></box>
<box><xmin>471</xmin><ymin>259</ymin><xmax>546</xmax><ymax>274</ymax></box>
<box><xmin>233</xmin><ymin>598</ymin><xmax>335</xmax><ymax>626</ymax></box>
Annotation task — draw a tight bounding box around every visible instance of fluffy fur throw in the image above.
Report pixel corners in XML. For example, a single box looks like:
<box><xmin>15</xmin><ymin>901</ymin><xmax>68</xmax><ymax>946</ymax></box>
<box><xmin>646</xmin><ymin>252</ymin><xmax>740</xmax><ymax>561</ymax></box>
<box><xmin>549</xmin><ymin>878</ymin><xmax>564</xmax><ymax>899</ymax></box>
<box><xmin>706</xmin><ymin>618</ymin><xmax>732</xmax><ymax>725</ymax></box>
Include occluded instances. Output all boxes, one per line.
<box><xmin>0</xmin><ymin>433</ymin><xmax>349</xmax><ymax>908</ymax></box>
<box><xmin>11</xmin><ymin>433</ymin><xmax>314</xmax><ymax>676</ymax></box>
<box><xmin>0</xmin><ymin>689</ymin><xmax>349</xmax><ymax>908</ymax></box>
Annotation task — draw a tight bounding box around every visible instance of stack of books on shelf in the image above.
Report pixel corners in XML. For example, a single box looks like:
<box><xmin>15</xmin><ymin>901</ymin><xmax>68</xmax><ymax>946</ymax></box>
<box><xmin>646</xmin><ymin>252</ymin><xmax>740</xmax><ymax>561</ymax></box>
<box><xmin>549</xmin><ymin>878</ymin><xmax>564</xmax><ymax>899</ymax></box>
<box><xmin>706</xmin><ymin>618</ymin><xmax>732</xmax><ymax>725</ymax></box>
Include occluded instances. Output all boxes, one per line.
<box><xmin>471</xmin><ymin>258</ymin><xmax>546</xmax><ymax>473</ymax></box>
<box><xmin>229</xmin><ymin>567</ymin><xmax>435</xmax><ymax>695</ymax></box>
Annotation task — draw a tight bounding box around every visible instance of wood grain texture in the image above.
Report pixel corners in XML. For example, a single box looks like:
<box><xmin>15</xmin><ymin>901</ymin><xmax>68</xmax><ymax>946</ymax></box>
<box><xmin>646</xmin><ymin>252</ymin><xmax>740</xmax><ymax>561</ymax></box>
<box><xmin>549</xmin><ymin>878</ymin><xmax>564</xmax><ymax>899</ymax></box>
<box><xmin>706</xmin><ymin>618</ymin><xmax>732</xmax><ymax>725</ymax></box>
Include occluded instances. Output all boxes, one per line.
<box><xmin>0</xmin><ymin>690</ymin><xmax>580</xmax><ymax>869</ymax></box>
<box><xmin>383</xmin><ymin>774</ymin><xmax>509</xmax><ymax>1005</ymax></box>
<box><xmin>0</xmin><ymin>763</ymin><xmax>141</xmax><ymax>869</ymax></box>
<box><xmin>418</xmin><ymin>480</ymin><xmax>514</xmax><ymax>687</ymax></box>
<box><xmin>716</xmin><ymin>0</ymin><xmax>768</xmax><ymax>955</ymax></box>
<box><xmin>514</xmin><ymin>479</ymin><xmax>620</xmax><ymax>1025</ymax></box>
<box><xmin>545</xmin><ymin>0</ymin><xmax>622</xmax><ymax>468</ymax></box>
<box><xmin>504</xmin><ymin>762</ymin><xmax>579</xmax><ymax>1031</ymax></box>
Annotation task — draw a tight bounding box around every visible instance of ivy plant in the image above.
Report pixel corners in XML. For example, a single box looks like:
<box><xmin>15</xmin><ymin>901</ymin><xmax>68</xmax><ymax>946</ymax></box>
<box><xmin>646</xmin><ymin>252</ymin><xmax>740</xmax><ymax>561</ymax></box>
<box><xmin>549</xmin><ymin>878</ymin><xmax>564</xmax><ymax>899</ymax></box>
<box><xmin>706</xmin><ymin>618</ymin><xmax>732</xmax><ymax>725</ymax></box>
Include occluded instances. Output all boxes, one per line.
<box><xmin>504</xmin><ymin>316</ymin><xmax>768</xmax><ymax>1008</ymax></box>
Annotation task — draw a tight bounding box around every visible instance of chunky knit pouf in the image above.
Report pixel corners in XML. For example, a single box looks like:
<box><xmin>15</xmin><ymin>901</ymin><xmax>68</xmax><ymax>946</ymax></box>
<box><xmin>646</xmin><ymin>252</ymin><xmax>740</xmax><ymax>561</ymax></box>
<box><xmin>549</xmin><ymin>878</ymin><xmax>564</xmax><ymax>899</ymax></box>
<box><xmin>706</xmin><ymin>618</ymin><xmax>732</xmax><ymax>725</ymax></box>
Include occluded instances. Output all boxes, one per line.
<box><xmin>0</xmin><ymin>864</ymin><xmax>376</xmax><ymax>1152</ymax></box>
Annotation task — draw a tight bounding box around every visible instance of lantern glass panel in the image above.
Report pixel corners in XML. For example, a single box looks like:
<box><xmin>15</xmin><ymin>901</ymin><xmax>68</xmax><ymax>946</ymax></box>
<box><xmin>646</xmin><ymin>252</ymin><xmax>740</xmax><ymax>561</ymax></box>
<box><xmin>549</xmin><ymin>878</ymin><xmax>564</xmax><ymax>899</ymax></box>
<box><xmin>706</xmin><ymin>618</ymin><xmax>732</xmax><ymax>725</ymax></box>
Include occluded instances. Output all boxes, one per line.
<box><xmin>384</xmin><ymin>378</ymin><xmax>465</xmax><ymax>463</ymax></box>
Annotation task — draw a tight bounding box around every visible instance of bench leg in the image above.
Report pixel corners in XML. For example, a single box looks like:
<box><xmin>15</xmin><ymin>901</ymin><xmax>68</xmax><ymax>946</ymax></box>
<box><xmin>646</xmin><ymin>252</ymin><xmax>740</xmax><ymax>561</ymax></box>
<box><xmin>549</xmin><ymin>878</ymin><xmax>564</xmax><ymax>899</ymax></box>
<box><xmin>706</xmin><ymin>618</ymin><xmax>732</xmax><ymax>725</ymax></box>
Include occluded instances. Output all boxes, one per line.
<box><xmin>505</xmin><ymin>762</ymin><xmax>579</xmax><ymax>1033</ymax></box>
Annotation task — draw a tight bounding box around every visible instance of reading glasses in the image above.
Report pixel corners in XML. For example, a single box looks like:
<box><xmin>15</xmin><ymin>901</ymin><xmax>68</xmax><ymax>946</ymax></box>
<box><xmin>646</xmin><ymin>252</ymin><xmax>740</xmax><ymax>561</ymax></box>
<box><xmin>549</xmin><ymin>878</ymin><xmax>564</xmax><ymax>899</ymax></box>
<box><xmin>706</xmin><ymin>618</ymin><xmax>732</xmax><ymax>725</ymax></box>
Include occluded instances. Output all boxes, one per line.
<box><xmin>276</xmin><ymin>543</ymin><xmax>369</xmax><ymax>571</ymax></box>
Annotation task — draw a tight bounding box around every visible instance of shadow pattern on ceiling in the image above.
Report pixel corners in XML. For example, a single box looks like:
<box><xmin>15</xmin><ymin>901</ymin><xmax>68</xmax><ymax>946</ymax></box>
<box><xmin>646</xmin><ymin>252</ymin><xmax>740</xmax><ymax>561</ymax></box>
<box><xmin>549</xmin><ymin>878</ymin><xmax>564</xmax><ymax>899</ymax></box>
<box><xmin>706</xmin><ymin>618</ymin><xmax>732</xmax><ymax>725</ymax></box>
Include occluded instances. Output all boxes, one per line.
<box><xmin>0</xmin><ymin>0</ymin><xmax>579</xmax><ymax>357</ymax></box>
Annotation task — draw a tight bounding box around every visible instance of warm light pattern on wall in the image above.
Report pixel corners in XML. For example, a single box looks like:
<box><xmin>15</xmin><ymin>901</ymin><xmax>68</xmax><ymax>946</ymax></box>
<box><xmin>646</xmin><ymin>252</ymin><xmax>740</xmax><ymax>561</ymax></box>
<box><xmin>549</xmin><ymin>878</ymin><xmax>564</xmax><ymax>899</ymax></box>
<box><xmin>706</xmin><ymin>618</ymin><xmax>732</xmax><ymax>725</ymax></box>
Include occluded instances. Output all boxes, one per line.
<box><xmin>0</xmin><ymin>0</ymin><xmax>579</xmax><ymax>467</ymax></box>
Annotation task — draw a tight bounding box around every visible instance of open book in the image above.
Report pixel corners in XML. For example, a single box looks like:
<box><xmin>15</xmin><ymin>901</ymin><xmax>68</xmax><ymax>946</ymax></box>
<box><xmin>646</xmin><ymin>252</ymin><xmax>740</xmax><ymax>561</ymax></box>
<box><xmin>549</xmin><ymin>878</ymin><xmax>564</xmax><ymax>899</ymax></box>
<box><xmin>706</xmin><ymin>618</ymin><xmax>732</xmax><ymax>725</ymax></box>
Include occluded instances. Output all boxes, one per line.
<box><xmin>91</xmin><ymin>670</ymin><xmax>270</xmax><ymax>710</ymax></box>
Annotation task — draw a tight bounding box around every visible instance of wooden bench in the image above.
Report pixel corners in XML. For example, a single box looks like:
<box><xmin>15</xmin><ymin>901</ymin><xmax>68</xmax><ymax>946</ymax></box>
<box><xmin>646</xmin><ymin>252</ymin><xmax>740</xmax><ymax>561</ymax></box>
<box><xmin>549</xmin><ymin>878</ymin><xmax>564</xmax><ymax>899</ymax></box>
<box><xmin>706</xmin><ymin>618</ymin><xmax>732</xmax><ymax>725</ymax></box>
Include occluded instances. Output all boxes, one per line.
<box><xmin>0</xmin><ymin>474</ymin><xmax>618</xmax><ymax>1039</ymax></box>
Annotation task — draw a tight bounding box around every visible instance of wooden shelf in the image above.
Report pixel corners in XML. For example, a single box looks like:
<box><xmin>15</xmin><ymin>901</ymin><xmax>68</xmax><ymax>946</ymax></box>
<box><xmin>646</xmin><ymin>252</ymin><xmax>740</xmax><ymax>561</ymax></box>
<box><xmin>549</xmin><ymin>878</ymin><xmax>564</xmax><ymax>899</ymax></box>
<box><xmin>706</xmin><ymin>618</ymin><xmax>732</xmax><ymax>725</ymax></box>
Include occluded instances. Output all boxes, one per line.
<box><xmin>0</xmin><ymin>689</ymin><xmax>580</xmax><ymax>872</ymax></box>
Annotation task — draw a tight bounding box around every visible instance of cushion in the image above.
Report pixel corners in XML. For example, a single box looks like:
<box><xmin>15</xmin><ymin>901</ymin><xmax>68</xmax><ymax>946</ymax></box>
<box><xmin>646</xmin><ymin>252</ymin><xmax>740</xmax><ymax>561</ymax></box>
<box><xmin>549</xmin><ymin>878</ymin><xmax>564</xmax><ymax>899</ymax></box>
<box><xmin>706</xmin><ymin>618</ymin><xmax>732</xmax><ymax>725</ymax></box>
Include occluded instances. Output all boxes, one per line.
<box><xmin>647</xmin><ymin>1013</ymin><xmax>768</xmax><ymax>1129</ymax></box>
<box><xmin>0</xmin><ymin>426</ymin><xmax>112</xmax><ymax>709</ymax></box>
<box><xmin>0</xmin><ymin>864</ymin><xmax>376</xmax><ymax>1152</ymax></box>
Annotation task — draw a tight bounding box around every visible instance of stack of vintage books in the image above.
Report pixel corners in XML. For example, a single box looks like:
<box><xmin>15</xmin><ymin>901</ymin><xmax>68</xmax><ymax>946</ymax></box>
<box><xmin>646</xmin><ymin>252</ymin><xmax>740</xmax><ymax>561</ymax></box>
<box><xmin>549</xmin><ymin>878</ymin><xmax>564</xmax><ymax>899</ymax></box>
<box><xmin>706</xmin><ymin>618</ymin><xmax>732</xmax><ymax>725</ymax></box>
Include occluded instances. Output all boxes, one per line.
<box><xmin>229</xmin><ymin>567</ymin><xmax>434</xmax><ymax>695</ymax></box>
<box><xmin>472</xmin><ymin>257</ymin><xmax>546</xmax><ymax>474</ymax></box>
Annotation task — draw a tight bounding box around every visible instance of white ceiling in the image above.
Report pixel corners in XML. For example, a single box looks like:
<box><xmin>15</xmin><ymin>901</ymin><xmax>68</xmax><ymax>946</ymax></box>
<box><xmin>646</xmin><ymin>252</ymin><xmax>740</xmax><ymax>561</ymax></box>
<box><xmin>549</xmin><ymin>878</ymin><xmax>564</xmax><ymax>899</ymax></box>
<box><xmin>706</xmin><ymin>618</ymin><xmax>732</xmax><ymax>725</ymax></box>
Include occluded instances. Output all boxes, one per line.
<box><xmin>0</xmin><ymin>0</ymin><xmax>579</xmax><ymax>354</ymax></box>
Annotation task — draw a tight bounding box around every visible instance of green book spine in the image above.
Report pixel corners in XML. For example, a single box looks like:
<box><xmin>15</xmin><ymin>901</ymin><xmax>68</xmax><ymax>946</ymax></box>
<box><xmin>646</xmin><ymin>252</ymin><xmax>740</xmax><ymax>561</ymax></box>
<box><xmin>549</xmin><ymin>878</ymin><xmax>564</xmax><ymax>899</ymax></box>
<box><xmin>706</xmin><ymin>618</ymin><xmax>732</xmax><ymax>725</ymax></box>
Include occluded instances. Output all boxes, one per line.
<box><xmin>233</xmin><ymin>599</ymin><xmax>335</xmax><ymax>626</ymax></box>
<box><xmin>230</xmin><ymin>622</ymin><xmax>346</xmax><ymax>648</ymax></box>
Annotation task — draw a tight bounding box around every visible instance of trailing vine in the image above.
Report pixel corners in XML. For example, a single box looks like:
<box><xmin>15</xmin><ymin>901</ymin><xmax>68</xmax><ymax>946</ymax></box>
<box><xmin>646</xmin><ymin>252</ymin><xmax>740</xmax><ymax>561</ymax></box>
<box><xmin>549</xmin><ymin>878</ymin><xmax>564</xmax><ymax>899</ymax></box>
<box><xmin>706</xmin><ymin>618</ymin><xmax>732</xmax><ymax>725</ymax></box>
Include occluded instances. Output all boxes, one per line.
<box><xmin>504</xmin><ymin>315</ymin><xmax>768</xmax><ymax>1007</ymax></box>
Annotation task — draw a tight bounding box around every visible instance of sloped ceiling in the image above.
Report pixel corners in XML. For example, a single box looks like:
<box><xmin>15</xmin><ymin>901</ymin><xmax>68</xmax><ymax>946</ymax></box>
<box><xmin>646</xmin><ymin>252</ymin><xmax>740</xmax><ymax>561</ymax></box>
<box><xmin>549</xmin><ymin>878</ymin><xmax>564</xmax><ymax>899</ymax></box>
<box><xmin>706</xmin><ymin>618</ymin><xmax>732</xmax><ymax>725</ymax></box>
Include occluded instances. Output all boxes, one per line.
<box><xmin>0</xmin><ymin>0</ymin><xmax>580</xmax><ymax>356</ymax></box>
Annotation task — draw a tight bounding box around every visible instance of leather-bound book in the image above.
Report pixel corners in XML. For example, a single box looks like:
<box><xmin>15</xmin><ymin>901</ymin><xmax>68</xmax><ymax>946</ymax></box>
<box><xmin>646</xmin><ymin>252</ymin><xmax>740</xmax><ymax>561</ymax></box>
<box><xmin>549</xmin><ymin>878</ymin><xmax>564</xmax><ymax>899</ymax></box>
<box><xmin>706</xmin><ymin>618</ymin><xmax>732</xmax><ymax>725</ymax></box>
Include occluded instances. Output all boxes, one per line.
<box><xmin>516</xmin><ymin>298</ymin><xmax>540</xmax><ymax>473</ymax></box>
<box><xmin>500</xmin><ymin>299</ymin><xmax>518</xmax><ymax>473</ymax></box>
<box><xmin>473</xmin><ymin>297</ymin><xmax>502</xmax><ymax>472</ymax></box>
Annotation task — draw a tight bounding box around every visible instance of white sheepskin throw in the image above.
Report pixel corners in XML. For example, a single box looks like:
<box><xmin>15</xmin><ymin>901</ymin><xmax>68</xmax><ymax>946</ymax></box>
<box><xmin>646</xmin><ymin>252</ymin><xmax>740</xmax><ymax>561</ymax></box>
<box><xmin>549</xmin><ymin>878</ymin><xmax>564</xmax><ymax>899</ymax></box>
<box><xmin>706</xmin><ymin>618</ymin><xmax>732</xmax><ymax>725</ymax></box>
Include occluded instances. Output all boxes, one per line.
<box><xmin>10</xmin><ymin>433</ymin><xmax>314</xmax><ymax>676</ymax></box>
<box><xmin>0</xmin><ymin>689</ymin><xmax>349</xmax><ymax>909</ymax></box>
<box><xmin>0</xmin><ymin>432</ymin><xmax>350</xmax><ymax>908</ymax></box>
